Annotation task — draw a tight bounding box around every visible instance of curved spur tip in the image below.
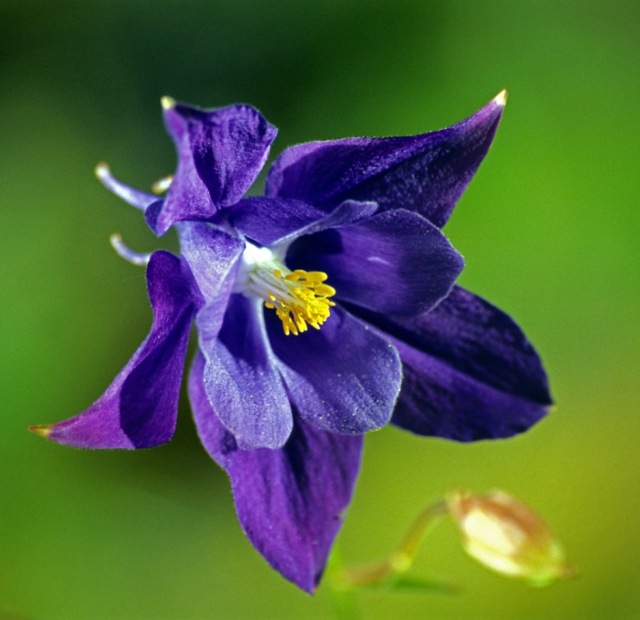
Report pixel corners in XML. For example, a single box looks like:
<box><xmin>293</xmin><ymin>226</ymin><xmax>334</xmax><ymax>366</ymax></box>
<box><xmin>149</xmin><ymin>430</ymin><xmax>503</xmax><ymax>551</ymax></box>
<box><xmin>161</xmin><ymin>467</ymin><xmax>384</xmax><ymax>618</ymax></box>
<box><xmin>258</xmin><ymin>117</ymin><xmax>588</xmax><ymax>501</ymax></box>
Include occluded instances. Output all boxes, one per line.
<box><xmin>161</xmin><ymin>96</ymin><xmax>176</xmax><ymax>110</ymax></box>
<box><xmin>94</xmin><ymin>161</ymin><xmax>110</xmax><ymax>179</ymax></box>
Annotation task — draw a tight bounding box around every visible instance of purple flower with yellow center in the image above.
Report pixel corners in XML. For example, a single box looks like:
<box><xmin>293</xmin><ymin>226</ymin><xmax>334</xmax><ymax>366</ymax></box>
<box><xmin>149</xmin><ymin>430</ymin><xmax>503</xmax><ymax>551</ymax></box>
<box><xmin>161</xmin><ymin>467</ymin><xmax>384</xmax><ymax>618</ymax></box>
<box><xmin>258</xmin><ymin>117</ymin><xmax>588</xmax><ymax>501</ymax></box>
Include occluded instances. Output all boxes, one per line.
<box><xmin>31</xmin><ymin>91</ymin><xmax>552</xmax><ymax>593</ymax></box>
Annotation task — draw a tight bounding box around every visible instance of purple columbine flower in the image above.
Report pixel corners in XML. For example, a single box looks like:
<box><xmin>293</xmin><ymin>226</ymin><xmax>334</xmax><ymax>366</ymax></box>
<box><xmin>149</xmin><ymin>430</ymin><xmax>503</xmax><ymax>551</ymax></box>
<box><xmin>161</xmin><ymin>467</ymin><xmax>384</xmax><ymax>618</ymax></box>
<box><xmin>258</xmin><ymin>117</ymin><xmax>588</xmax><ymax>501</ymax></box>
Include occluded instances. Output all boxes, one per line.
<box><xmin>31</xmin><ymin>91</ymin><xmax>552</xmax><ymax>593</ymax></box>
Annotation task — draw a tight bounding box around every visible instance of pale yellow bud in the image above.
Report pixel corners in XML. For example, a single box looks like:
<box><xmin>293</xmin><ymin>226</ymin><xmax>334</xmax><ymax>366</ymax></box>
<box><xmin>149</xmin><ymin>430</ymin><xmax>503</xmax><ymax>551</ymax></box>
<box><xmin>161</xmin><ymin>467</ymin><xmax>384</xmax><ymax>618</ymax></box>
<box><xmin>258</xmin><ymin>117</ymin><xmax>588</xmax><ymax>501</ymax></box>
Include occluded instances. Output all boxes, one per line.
<box><xmin>447</xmin><ymin>490</ymin><xmax>575</xmax><ymax>586</ymax></box>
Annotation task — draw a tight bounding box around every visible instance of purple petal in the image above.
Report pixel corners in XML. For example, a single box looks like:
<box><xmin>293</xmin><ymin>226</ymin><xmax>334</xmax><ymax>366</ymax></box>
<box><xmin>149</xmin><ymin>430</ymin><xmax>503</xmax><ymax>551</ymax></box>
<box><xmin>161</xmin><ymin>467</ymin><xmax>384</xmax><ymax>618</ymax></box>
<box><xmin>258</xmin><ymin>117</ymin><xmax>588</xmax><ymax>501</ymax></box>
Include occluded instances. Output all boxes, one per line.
<box><xmin>33</xmin><ymin>252</ymin><xmax>194</xmax><ymax>449</ymax></box>
<box><xmin>198</xmin><ymin>294</ymin><xmax>293</xmax><ymax>449</ymax></box>
<box><xmin>228</xmin><ymin>197</ymin><xmax>326</xmax><ymax>247</ymax></box>
<box><xmin>266</xmin><ymin>305</ymin><xmax>402</xmax><ymax>434</ymax></box>
<box><xmin>356</xmin><ymin>286</ymin><xmax>552</xmax><ymax>441</ymax></box>
<box><xmin>189</xmin><ymin>353</ymin><xmax>363</xmax><ymax>593</ymax></box>
<box><xmin>229</xmin><ymin>197</ymin><xmax>378</xmax><ymax>248</ymax></box>
<box><xmin>266</xmin><ymin>92</ymin><xmax>506</xmax><ymax>228</ymax></box>
<box><xmin>288</xmin><ymin>209</ymin><xmax>464</xmax><ymax>316</ymax></box>
<box><xmin>153</xmin><ymin>101</ymin><xmax>277</xmax><ymax>235</ymax></box>
<box><xmin>177</xmin><ymin>223</ymin><xmax>289</xmax><ymax>448</ymax></box>
<box><xmin>177</xmin><ymin>222</ymin><xmax>245</xmax><ymax>306</ymax></box>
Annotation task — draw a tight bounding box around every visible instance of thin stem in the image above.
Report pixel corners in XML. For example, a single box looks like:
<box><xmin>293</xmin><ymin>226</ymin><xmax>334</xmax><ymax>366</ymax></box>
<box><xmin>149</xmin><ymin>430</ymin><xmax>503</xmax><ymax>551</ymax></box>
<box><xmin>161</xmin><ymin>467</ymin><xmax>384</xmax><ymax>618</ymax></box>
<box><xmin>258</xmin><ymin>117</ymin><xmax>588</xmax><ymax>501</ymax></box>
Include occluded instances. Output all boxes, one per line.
<box><xmin>339</xmin><ymin>500</ymin><xmax>449</xmax><ymax>588</ymax></box>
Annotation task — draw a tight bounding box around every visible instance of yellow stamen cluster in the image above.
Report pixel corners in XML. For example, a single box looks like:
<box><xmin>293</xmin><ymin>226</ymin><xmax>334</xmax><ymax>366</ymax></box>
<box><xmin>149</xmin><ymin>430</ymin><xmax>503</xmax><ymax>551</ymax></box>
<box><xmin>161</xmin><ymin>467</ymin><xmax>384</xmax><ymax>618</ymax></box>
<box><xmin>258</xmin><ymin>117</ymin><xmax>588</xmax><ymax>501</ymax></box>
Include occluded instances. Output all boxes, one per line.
<box><xmin>264</xmin><ymin>268</ymin><xmax>336</xmax><ymax>335</ymax></box>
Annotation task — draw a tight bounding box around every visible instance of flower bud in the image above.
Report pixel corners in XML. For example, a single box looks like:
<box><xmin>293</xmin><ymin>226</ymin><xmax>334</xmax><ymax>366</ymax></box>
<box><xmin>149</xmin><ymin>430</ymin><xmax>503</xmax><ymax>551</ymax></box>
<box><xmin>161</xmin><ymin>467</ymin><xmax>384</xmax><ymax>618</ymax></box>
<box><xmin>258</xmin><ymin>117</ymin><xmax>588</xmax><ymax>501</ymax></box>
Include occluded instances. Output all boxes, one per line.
<box><xmin>447</xmin><ymin>490</ymin><xmax>574</xmax><ymax>586</ymax></box>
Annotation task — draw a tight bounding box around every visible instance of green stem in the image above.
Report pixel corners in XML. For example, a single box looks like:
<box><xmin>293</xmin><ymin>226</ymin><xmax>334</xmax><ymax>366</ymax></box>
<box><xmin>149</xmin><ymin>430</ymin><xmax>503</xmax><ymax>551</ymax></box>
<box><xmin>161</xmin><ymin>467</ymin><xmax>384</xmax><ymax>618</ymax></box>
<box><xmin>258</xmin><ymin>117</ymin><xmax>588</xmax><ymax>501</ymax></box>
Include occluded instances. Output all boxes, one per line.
<box><xmin>339</xmin><ymin>500</ymin><xmax>449</xmax><ymax>587</ymax></box>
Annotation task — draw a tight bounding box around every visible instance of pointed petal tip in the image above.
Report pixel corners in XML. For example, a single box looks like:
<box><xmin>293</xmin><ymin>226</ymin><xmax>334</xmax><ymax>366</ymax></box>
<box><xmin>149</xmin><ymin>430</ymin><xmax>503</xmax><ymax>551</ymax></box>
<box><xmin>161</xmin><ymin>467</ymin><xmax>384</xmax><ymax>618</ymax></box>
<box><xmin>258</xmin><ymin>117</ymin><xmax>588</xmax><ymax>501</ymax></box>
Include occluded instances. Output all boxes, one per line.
<box><xmin>29</xmin><ymin>424</ymin><xmax>52</xmax><ymax>439</ymax></box>
<box><xmin>161</xmin><ymin>96</ymin><xmax>176</xmax><ymax>110</ymax></box>
<box><xmin>494</xmin><ymin>89</ymin><xmax>508</xmax><ymax>107</ymax></box>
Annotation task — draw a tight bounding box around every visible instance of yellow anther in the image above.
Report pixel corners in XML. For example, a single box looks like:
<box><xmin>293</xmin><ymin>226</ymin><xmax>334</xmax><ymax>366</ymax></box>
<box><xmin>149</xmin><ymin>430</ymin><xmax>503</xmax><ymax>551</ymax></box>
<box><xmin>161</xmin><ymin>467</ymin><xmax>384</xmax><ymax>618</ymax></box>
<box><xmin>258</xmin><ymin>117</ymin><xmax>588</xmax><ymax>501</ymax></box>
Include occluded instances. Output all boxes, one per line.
<box><xmin>238</xmin><ymin>242</ymin><xmax>336</xmax><ymax>336</ymax></box>
<box><xmin>265</xmin><ymin>267</ymin><xmax>336</xmax><ymax>336</ymax></box>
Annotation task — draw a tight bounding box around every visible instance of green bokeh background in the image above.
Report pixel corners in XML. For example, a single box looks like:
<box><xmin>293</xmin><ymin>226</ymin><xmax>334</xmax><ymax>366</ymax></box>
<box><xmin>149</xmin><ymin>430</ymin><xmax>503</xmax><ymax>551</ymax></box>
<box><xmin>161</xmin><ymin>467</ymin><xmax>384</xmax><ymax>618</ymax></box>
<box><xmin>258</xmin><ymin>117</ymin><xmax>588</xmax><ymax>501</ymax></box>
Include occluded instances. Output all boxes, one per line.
<box><xmin>2</xmin><ymin>1</ymin><xmax>638</xmax><ymax>618</ymax></box>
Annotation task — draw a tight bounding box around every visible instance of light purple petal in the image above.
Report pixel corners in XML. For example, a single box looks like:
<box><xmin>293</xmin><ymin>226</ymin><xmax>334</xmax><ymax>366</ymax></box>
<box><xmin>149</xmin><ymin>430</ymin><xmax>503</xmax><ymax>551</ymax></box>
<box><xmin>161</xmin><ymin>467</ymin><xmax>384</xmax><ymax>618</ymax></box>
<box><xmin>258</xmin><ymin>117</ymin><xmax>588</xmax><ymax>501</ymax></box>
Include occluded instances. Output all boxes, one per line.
<box><xmin>177</xmin><ymin>222</ymin><xmax>245</xmax><ymax>307</ymax></box>
<box><xmin>355</xmin><ymin>286</ymin><xmax>552</xmax><ymax>441</ymax></box>
<box><xmin>153</xmin><ymin>102</ymin><xmax>277</xmax><ymax>235</ymax></box>
<box><xmin>198</xmin><ymin>294</ymin><xmax>293</xmax><ymax>449</ymax></box>
<box><xmin>33</xmin><ymin>252</ymin><xmax>194</xmax><ymax>449</ymax></box>
<box><xmin>189</xmin><ymin>353</ymin><xmax>363</xmax><ymax>593</ymax></box>
<box><xmin>266</xmin><ymin>305</ymin><xmax>402</xmax><ymax>434</ymax></box>
<box><xmin>288</xmin><ymin>209</ymin><xmax>464</xmax><ymax>316</ymax></box>
<box><xmin>229</xmin><ymin>197</ymin><xmax>377</xmax><ymax>248</ymax></box>
<box><xmin>178</xmin><ymin>223</ymin><xmax>289</xmax><ymax>448</ymax></box>
<box><xmin>266</xmin><ymin>92</ymin><xmax>506</xmax><ymax>228</ymax></box>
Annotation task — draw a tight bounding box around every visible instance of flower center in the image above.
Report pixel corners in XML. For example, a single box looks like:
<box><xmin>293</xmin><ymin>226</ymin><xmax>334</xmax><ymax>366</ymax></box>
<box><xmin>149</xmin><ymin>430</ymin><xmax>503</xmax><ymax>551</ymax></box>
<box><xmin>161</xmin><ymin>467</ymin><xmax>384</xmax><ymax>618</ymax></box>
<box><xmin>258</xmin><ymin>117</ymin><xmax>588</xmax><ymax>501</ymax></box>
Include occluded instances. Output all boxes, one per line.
<box><xmin>237</xmin><ymin>243</ymin><xmax>336</xmax><ymax>336</ymax></box>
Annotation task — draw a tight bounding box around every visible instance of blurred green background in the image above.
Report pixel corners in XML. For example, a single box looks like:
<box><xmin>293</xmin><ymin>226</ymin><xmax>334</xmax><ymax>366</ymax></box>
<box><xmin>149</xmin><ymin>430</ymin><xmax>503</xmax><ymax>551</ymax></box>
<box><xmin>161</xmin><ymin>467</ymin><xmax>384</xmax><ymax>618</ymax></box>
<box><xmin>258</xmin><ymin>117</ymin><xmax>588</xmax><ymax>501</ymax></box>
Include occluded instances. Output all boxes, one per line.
<box><xmin>2</xmin><ymin>1</ymin><xmax>639</xmax><ymax>618</ymax></box>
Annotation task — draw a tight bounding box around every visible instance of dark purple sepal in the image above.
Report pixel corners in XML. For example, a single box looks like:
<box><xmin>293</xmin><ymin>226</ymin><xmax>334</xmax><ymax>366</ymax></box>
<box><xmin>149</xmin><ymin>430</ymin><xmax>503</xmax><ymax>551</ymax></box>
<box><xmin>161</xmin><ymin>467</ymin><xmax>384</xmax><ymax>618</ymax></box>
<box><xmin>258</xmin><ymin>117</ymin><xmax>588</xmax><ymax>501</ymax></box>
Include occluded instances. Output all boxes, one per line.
<box><xmin>188</xmin><ymin>353</ymin><xmax>363</xmax><ymax>593</ymax></box>
<box><xmin>228</xmin><ymin>197</ymin><xmax>326</xmax><ymax>247</ymax></box>
<box><xmin>266</xmin><ymin>92</ymin><xmax>506</xmax><ymax>228</ymax></box>
<box><xmin>229</xmin><ymin>197</ymin><xmax>378</xmax><ymax>248</ymax></box>
<box><xmin>153</xmin><ymin>102</ymin><xmax>277</xmax><ymax>235</ymax></box>
<box><xmin>355</xmin><ymin>286</ymin><xmax>552</xmax><ymax>441</ymax></box>
<box><xmin>288</xmin><ymin>208</ymin><xmax>464</xmax><ymax>316</ymax></box>
<box><xmin>282</xmin><ymin>199</ymin><xmax>378</xmax><ymax>247</ymax></box>
<box><xmin>266</xmin><ymin>305</ymin><xmax>402</xmax><ymax>434</ymax></box>
<box><xmin>198</xmin><ymin>294</ymin><xmax>293</xmax><ymax>450</ymax></box>
<box><xmin>38</xmin><ymin>251</ymin><xmax>194</xmax><ymax>449</ymax></box>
